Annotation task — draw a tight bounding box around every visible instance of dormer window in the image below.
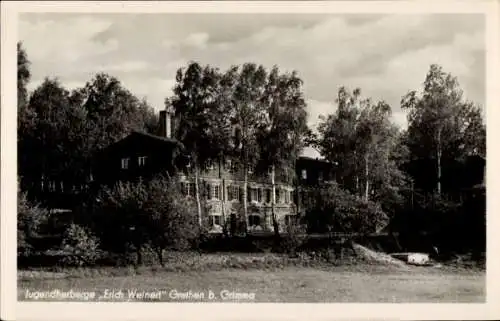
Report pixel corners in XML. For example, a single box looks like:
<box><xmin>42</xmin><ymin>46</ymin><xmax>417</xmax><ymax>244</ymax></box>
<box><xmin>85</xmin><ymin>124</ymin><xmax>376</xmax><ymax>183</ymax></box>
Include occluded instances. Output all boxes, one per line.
<box><xmin>121</xmin><ymin>158</ymin><xmax>130</xmax><ymax>169</ymax></box>
<box><xmin>138</xmin><ymin>156</ymin><xmax>147</xmax><ymax>167</ymax></box>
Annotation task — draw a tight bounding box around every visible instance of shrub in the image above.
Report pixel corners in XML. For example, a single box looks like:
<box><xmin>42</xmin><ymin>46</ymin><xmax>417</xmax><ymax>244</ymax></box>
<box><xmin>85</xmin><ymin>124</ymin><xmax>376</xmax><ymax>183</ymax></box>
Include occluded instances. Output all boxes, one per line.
<box><xmin>394</xmin><ymin>192</ymin><xmax>484</xmax><ymax>257</ymax></box>
<box><xmin>18</xmin><ymin>191</ymin><xmax>49</xmax><ymax>257</ymax></box>
<box><xmin>278</xmin><ymin>223</ymin><xmax>307</xmax><ymax>257</ymax></box>
<box><xmin>60</xmin><ymin>223</ymin><xmax>102</xmax><ymax>266</ymax></box>
<box><xmin>303</xmin><ymin>184</ymin><xmax>389</xmax><ymax>235</ymax></box>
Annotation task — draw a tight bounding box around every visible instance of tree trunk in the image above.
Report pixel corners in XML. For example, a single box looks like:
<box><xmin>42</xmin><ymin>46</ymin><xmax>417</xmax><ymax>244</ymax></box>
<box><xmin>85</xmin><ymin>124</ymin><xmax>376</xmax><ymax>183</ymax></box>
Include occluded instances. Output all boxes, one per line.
<box><xmin>410</xmin><ymin>180</ymin><xmax>414</xmax><ymax>210</ymax></box>
<box><xmin>364</xmin><ymin>153</ymin><xmax>370</xmax><ymax>202</ymax></box>
<box><xmin>243</xmin><ymin>161</ymin><xmax>248</xmax><ymax>234</ymax></box>
<box><xmin>437</xmin><ymin>129</ymin><xmax>442</xmax><ymax>196</ymax></box>
<box><xmin>194</xmin><ymin>166</ymin><xmax>203</xmax><ymax>228</ymax></box>
<box><xmin>220</xmin><ymin>155</ymin><xmax>227</xmax><ymax>237</ymax></box>
<box><xmin>271</xmin><ymin>165</ymin><xmax>280</xmax><ymax>238</ymax></box>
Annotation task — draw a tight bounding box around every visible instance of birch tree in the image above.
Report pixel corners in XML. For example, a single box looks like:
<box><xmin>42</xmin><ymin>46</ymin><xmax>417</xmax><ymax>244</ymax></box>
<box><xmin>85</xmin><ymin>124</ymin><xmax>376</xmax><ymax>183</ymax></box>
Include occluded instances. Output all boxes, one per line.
<box><xmin>401</xmin><ymin>64</ymin><xmax>485</xmax><ymax>196</ymax></box>
<box><xmin>257</xmin><ymin>66</ymin><xmax>309</xmax><ymax>236</ymax></box>
<box><xmin>170</xmin><ymin>62</ymin><xmax>224</xmax><ymax>227</ymax></box>
<box><xmin>231</xmin><ymin>63</ymin><xmax>268</xmax><ymax>232</ymax></box>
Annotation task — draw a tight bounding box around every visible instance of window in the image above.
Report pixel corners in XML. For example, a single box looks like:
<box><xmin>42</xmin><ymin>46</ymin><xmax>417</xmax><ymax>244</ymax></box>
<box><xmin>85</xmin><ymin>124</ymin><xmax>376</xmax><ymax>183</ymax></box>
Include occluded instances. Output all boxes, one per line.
<box><xmin>210</xmin><ymin>215</ymin><xmax>222</xmax><ymax>226</ymax></box>
<box><xmin>227</xmin><ymin>185</ymin><xmax>239</xmax><ymax>201</ymax></box>
<box><xmin>265</xmin><ymin>189</ymin><xmax>272</xmax><ymax>203</ymax></box>
<box><xmin>208</xmin><ymin>183</ymin><xmax>221</xmax><ymax>200</ymax></box>
<box><xmin>318</xmin><ymin>171</ymin><xmax>323</xmax><ymax>182</ymax></box>
<box><xmin>214</xmin><ymin>184</ymin><xmax>221</xmax><ymax>200</ymax></box>
<box><xmin>249</xmin><ymin>187</ymin><xmax>259</xmax><ymax>202</ymax></box>
<box><xmin>225</xmin><ymin>159</ymin><xmax>232</xmax><ymax>170</ymax></box>
<box><xmin>301</xmin><ymin>169</ymin><xmax>307</xmax><ymax>180</ymax></box>
<box><xmin>248</xmin><ymin>215</ymin><xmax>261</xmax><ymax>227</ymax></box>
<box><xmin>275</xmin><ymin>188</ymin><xmax>281</xmax><ymax>203</ymax></box>
<box><xmin>121</xmin><ymin>158</ymin><xmax>130</xmax><ymax>169</ymax></box>
<box><xmin>138</xmin><ymin>156</ymin><xmax>147</xmax><ymax>167</ymax></box>
<box><xmin>285</xmin><ymin>190</ymin><xmax>290</xmax><ymax>203</ymax></box>
<box><xmin>257</xmin><ymin>189</ymin><xmax>263</xmax><ymax>203</ymax></box>
<box><xmin>182</xmin><ymin>182</ymin><xmax>195</xmax><ymax>197</ymax></box>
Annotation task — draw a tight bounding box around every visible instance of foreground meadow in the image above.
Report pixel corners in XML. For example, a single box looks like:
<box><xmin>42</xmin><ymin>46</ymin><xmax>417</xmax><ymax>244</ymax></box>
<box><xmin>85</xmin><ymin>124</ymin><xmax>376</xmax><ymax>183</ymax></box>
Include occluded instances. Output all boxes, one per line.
<box><xmin>18</xmin><ymin>252</ymin><xmax>485</xmax><ymax>303</ymax></box>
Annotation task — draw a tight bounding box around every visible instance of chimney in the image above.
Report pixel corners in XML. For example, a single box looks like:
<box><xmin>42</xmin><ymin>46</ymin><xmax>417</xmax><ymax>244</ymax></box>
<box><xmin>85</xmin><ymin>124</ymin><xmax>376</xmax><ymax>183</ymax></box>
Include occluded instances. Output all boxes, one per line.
<box><xmin>159</xmin><ymin>110</ymin><xmax>172</xmax><ymax>138</ymax></box>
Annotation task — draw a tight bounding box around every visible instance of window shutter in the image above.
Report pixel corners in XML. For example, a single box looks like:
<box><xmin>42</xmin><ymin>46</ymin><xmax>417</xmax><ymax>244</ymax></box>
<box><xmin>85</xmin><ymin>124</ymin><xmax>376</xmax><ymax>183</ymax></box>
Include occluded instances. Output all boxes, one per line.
<box><xmin>239</xmin><ymin>187</ymin><xmax>244</xmax><ymax>202</ymax></box>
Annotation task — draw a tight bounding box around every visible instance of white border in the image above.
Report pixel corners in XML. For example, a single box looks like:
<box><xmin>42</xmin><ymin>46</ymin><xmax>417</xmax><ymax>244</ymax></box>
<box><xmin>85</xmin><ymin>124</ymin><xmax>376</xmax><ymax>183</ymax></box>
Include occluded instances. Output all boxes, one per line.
<box><xmin>2</xmin><ymin>1</ymin><xmax>499</xmax><ymax>320</ymax></box>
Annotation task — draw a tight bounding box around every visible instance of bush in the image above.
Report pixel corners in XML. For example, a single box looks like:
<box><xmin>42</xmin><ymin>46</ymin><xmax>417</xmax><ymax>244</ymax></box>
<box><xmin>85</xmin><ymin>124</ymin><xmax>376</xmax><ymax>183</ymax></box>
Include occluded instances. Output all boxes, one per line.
<box><xmin>18</xmin><ymin>191</ymin><xmax>49</xmax><ymax>257</ymax></box>
<box><xmin>60</xmin><ymin>223</ymin><xmax>102</xmax><ymax>266</ymax></box>
<box><xmin>278</xmin><ymin>223</ymin><xmax>307</xmax><ymax>257</ymax></box>
<box><xmin>394</xmin><ymin>192</ymin><xmax>485</xmax><ymax>257</ymax></box>
<box><xmin>303</xmin><ymin>184</ymin><xmax>389</xmax><ymax>235</ymax></box>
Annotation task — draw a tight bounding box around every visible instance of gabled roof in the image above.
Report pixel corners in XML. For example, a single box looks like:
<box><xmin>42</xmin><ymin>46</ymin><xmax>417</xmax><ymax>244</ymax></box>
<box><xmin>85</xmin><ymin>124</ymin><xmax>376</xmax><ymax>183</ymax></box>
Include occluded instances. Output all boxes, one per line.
<box><xmin>129</xmin><ymin>131</ymin><xmax>184</xmax><ymax>149</ymax></box>
<box><xmin>94</xmin><ymin>131</ymin><xmax>184</xmax><ymax>161</ymax></box>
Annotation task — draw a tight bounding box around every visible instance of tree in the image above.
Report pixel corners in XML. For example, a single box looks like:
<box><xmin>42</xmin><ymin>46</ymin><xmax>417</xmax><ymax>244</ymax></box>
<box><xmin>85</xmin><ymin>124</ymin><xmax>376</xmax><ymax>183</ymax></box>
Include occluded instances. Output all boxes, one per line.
<box><xmin>356</xmin><ymin>100</ymin><xmax>406</xmax><ymax>203</ymax></box>
<box><xmin>144</xmin><ymin>176</ymin><xmax>199</xmax><ymax>266</ymax></box>
<box><xmin>401</xmin><ymin>64</ymin><xmax>485</xmax><ymax>196</ymax></box>
<box><xmin>20</xmin><ymin>78</ymin><xmax>73</xmax><ymax>203</ymax></box>
<box><xmin>19</xmin><ymin>71</ymin><xmax>158</xmax><ymax>207</ymax></box>
<box><xmin>316</xmin><ymin>87</ymin><xmax>362</xmax><ymax>193</ymax></box>
<box><xmin>18</xmin><ymin>42</ymin><xmax>31</xmax><ymax>110</ymax></box>
<box><xmin>95</xmin><ymin>179</ymin><xmax>150</xmax><ymax>265</ymax></box>
<box><xmin>231</xmin><ymin>63</ymin><xmax>269</xmax><ymax>232</ymax></box>
<box><xmin>80</xmin><ymin>73</ymin><xmax>158</xmax><ymax>153</ymax></box>
<box><xmin>95</xmin><ymin>175</ymin><xmax>199</xmax><ymax>266</ymax></box>
<box><xmin>316</xmin><ymin>87</ymin><xmax>408</xmax><ymax>207</ymax></box>
<box><xmin>257</xmin><ymin>66</ymin><xmax>309</xmax><ymax>237</ymax></box>
<box><xmin>18</xmin><ymin>188</ymin><xmax>48</xmax><ymax>256</ymax></box>
<box><xmin>302</xmin><ymin>183</ymin><xmax>388</xmax><ymax>235</ymax></box>
<box><xmin>170</xmin><ymin>62</ymin><xmax>225</xmax><ymax>227</ymax></box>
<box><xmin>18</xmin><ymin>42</ymin><xmax>36</xmax><ymax>194</ymax></box>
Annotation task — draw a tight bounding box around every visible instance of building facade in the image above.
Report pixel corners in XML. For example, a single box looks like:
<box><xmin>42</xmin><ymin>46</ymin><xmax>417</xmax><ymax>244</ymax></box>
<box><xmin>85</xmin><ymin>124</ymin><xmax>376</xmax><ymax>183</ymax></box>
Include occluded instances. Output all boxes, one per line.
<box><xmin>93</xmin><ymin>109</ymin><xmax>336</xmax><ymax>234</ymax></box>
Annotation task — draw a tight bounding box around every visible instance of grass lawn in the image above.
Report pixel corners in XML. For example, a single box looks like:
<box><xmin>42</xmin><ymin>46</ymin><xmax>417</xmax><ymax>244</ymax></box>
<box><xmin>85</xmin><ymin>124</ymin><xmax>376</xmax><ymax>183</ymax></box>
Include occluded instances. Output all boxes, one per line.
<box><xmin>18</xmin><ymin>264</ymin><xmax>485</xmax><ymax>303</ymax></box>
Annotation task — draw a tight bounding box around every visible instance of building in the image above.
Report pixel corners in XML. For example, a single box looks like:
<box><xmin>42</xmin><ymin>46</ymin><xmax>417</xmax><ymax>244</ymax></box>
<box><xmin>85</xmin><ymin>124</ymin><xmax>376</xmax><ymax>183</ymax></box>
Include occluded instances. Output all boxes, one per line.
<box><xmin>93</xmin><ymin>109</ymin><xmax>336</xmax><ymax>234</ymax></box>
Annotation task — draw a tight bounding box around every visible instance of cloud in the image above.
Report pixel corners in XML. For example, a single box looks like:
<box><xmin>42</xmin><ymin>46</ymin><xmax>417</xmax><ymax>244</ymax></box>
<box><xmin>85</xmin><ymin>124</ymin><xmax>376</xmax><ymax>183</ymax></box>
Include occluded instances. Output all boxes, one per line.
<box><xmin>119</xmin><ymin>77</ymin><xmax>177</xmax><ymax>109</ymax></box>
<box><xmin>183</xmin><ymin>33</ymin><xmax>210</xmax><ymax>49</ymax></box>
<box><xmin>19</xmin><ymin>13</ymin><xmax>485</xmax><ymax>119</ymax></box>
<box><xmin>19</xmin><ymin>15</ymin><xmax>118</xmax><ymax>64</ymax></box>
<box><xmin>306</xmin><ymin>99</ymin><xmax>335</xmax><ymax>131</ymax></box>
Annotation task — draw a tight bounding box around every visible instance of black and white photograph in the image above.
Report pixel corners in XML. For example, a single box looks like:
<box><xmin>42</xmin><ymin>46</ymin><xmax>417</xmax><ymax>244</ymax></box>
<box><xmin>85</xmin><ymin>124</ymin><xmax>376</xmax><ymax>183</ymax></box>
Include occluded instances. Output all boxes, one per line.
<box><xmin>1</xmin><ymin>1</ymin><xmax>499</xmax><ymax>320</ymax></box>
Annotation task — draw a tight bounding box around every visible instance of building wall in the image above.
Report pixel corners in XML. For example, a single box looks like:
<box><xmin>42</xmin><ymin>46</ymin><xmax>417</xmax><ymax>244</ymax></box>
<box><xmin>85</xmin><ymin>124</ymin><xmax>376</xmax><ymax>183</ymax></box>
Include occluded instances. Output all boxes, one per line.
<box><xmin>94</xmin><ymin>132</ymin><xmax>181</xmax><ymax>187</ymax></box>
<box><xmin>178</xmin><ymin>157</ymin><xmax>296</xmax><ymax>234</ymax></box>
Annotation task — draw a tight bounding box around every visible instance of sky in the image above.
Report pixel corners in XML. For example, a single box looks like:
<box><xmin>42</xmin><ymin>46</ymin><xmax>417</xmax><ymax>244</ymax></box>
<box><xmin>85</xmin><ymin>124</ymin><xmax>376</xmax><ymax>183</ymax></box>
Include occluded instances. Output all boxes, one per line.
<box><xmin>19</xmin><ymin>13</ymin><xmax>485</xmax><ymax>157</ymax></box>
